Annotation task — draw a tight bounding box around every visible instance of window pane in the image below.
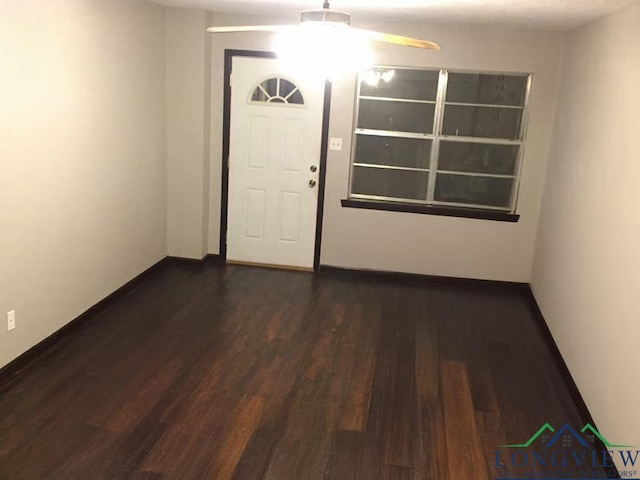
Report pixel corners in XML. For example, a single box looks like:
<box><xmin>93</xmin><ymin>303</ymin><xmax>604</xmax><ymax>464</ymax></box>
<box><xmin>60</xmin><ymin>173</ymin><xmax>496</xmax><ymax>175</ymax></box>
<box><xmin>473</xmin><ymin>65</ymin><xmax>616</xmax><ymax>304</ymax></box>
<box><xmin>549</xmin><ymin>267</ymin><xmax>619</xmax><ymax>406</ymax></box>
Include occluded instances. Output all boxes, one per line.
<box><xmin>352</xmin><ymin>166</ymin><xmax>429</xmax><ymax>200</ymax></box>
<box><xmin>252</xmin><ymin>88</ymin><xmax>268</xmax><ymax>102</ymax></box>
<box><xmin>442</xmin><ymin>105</ymin><xmax>522</xmax><ymax>140</ymax></box>
<box><xmin>358</xmin><ymin>100</ymin><xmax>435</xmax><ymax>134</ymax></box>
<box><xmin>355</xmin><ymin>135</ymin><xmax>432</xmax><ymax>169</ymax></box>
<box><xmin>446</xmin><ymin>73</ymin><xmax>528</xmax><ymax>106</ymax></box>
<box><xmin>287</xmin><ymin>90</ymin><xmax>304</xmax><ymax>105</ymax></box>
<box><xmin>360</xmin><ymin>68</ymin><xmax>439</xmax><ymax>101</ymax></box>
<box><xmin>434</xmin><ymin>174</ymin><xmax>513</xmax><ymax>208</ymax></box>
<box><xmin>261</xmin><ymin>78</ymin><xmax>278</xmax><ymax>96</ymax></box>
<box><xmin>279</xmin><ymin>79</ymin><xmax>297</xmax><ymax>97</ymax></box>
<box><xmin>438</xmin><ymin>142</ymin><xmax>519</xmax><ymax>175</ymax></box>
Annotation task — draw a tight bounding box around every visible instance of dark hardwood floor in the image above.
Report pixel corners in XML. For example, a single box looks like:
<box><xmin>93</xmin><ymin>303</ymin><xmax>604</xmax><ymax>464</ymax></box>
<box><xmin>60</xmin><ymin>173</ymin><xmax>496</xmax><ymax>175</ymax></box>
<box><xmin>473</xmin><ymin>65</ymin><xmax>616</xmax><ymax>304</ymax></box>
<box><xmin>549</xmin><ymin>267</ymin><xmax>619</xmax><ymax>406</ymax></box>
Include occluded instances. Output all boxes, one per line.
<box><xmin>0</xmin><ymin>262</ymin><xmax>595</xmax><ymax>479</ymax></box>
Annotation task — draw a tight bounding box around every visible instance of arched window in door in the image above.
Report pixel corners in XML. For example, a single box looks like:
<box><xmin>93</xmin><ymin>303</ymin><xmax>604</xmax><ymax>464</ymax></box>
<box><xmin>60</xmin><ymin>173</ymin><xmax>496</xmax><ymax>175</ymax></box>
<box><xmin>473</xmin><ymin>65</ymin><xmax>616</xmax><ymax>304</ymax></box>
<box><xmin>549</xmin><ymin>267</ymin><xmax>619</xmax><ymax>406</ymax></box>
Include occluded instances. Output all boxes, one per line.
<box><xmin>250</xmin><ymin>77</ymin><xmax>305</xmax><ymax>105</ymax></box>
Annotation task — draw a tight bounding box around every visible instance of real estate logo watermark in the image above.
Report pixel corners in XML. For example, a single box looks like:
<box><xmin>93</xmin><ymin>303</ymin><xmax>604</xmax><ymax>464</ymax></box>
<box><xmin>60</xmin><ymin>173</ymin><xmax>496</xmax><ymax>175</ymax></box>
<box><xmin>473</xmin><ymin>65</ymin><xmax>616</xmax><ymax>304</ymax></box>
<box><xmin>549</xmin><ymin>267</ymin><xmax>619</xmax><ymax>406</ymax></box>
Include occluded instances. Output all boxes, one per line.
<box><xmin>494</xmin><ymin>423</ymin><xmax>639</xmax><ymax>479</ymax></box>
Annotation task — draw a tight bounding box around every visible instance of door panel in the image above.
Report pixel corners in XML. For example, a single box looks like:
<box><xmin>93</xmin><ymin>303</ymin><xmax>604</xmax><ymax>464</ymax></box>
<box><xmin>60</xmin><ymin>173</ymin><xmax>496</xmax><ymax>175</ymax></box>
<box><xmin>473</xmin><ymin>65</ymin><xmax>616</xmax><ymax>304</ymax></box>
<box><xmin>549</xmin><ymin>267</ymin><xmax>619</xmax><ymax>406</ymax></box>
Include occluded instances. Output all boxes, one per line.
<box><xmin>227</xmin><ymin>56</ymin><xmax>325</xmax><ymax>269</ymax></box>
<box><xmin>283</xmin><ymin>120</ymin><xmax>304</xmax><ymax>173</ymax></box>
<box><xmin>279</xmin><ymin>192</ymin><xmax>301</xmax><ymax>243</ymax></box>
<box><xmin>245</xmin><ymin>189</ymin><xmax>266</xmax><ymax>239</ymax></box>
<box><xmin>247</xmin><ymin>117</ymin><xmax>268</xmax><ymax>169</ymax></box>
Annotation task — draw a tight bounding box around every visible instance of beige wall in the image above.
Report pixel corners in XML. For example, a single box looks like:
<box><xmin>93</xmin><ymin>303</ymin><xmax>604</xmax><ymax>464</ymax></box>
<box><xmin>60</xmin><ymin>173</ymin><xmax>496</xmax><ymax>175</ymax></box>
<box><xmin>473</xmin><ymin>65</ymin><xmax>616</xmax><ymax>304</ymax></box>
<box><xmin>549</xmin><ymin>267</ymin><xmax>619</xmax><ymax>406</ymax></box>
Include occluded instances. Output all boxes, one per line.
<box><xmin>0</xmin><ymin>0</ymin><xmax>167</xmax><ymax>368</ymax></box>
<box><xmin>532</xmin><ymin>1</ymin><xmax>640</xmax><ymax>451</ymax></box>
<box><xmin>205</xmin><ymin>16</ymin><xmax>565</xmax><ymax>282</ymax></box>
<box><xmin>166</xmin><ymin>7</ymin><xmax>213</xmax><ymax>259</ymax></box>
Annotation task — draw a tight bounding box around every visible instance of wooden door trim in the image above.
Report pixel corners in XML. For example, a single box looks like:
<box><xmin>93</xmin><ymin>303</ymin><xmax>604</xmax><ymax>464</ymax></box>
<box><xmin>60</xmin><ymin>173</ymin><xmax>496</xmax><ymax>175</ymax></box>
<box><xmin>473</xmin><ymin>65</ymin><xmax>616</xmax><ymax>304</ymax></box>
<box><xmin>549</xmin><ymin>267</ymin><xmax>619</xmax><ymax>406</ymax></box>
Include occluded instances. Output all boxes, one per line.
<box><xmin>220</xmin><ymin>49</ymin><xmax>332</xmax><ymax>272</ymax></box>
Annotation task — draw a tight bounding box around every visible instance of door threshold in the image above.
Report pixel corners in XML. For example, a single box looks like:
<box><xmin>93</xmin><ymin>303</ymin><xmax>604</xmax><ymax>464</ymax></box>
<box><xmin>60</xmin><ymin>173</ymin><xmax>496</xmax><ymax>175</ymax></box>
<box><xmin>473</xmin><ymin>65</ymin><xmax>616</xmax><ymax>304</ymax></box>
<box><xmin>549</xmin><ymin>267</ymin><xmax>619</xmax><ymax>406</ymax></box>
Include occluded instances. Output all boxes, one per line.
<box><xmin>226</xmin><ymin>260</ymin><xmax>313</xmax><ymax>273</ymax></box>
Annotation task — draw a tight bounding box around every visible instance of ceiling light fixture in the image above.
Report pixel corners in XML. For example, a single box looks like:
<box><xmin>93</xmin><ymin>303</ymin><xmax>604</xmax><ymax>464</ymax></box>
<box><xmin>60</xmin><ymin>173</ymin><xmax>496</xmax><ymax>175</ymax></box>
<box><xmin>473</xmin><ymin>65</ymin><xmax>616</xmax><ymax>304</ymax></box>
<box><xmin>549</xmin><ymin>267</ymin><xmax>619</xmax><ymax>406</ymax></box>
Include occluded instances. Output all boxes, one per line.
<box><xmin>207</xmin><ymin>1</ymin><xmax>440</xmax><ymax>79</ymax></box>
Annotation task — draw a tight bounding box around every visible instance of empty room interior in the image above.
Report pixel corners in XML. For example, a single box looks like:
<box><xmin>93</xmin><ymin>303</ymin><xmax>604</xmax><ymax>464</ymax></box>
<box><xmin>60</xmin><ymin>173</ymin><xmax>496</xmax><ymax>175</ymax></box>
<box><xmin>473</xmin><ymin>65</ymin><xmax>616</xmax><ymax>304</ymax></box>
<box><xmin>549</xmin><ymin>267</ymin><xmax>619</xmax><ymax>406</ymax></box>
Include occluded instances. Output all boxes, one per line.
<box><xmin>1</xmin><ymin>0</ymin><xmax>639</xmax><ymax>479</ymax></box>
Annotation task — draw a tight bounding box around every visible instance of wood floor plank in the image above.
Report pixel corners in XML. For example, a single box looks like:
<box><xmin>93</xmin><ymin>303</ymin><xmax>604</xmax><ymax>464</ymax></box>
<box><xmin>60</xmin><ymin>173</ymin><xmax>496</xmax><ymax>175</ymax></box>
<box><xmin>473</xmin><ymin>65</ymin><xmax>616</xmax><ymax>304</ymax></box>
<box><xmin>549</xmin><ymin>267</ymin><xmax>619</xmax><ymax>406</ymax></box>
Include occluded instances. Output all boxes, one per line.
<box><xmin>385</xmin><ymin>308</ymin><xmax>417</xmax><ymax>469</ymax></box>
<box><xmin>357</xmin><ymin>288</ymin><xmax>398</xmax><ymax>480</ymax></box>
<box><xmin>415</xmin><ymin>318</ymin><xmax>439</xmax><ymax>403</ymax></box>
<box><xmin>326</xmin><ymin>430</ymin><xmax>363</xmax><ymax>480</ymax></box>
<box><xmin>231</xmin><ymin>425</ymin><xmax>283</xmax><ymax>480</ymax></box>
<box><xmin>441</xmin><ymin>360</ymin><xmax>490</xmax><ymax>480</ymax></box>
<box><xmin>386</xmin><ymin>464</ymin><xmax>413</xmax><ymax>480</ymax></box>
<box><xmin>430</xmin><ymin>398</ymin><xmax>450</xmax><ymax>480</ymax></box>
<box><xmin>207</xmin><ymin>394</ymin><xmax>266</xmax><ymax>480</ymax></box>
<box><xmin>337</xmin><ymin>303</ymin><xmax>380</xmax><ymax>433</ymax></box>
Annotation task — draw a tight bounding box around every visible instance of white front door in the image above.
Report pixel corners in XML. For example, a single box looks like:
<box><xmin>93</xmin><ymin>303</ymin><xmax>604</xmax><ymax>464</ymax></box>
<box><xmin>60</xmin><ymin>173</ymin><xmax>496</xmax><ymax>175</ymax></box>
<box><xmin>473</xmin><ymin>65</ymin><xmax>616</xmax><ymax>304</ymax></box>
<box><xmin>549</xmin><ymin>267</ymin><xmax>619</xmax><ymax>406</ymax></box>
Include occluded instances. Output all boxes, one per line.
<box><xmin>227</xmin><ymin>56</ymin><xmax>325</xmax><ymax>270</ymax></box>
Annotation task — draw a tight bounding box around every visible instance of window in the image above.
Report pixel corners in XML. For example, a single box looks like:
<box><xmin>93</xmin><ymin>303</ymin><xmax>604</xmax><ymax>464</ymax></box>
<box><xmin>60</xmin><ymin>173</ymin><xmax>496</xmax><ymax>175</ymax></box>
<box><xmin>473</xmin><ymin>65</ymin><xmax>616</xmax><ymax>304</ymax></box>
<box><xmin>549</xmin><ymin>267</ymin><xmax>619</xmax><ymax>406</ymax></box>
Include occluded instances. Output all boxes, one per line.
<box><xmin>250</xmin><ymin>77</ymin><xmax>304</xmax><ymax>105</ymax></box>
<box><xmin>348</xmin><ymin>67</ymin><xmax>530</xmax><ymax>219</ymax></box>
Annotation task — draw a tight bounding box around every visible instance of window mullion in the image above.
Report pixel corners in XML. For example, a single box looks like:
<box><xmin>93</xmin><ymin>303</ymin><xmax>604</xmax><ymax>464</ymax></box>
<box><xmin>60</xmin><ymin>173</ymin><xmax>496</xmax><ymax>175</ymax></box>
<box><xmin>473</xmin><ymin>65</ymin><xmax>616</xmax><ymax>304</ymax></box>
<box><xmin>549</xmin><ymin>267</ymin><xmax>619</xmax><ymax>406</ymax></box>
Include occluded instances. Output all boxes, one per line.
<box><xmin>508</xmin><ymin>74</ymin><xmax>533</xmax><ymax>213</ymax></box>
<box><xmin>426</xmin><ymin>69</ymin><xmax>448</xmax><ymax>204</ymax></box>
<box><xmin>348</xmin><ymin>76</ymin><xmax>364</xmax><ymax>200</ymax></box>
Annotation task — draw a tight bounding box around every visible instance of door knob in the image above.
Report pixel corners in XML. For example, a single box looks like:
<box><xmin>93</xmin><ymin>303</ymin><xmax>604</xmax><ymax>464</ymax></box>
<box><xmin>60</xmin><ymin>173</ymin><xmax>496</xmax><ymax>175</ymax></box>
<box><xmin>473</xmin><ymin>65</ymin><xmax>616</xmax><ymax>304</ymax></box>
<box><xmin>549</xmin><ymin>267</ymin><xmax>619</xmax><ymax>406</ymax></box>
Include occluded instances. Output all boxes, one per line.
<box><xmin>309</xmin><ymin>179</ymin><xmax>317</xmax><ymax>188</ymax></box>
<box><xmin>310</xmin><ymin>165</ymin><xmax>318</xmax><ymax>173</ymax></box>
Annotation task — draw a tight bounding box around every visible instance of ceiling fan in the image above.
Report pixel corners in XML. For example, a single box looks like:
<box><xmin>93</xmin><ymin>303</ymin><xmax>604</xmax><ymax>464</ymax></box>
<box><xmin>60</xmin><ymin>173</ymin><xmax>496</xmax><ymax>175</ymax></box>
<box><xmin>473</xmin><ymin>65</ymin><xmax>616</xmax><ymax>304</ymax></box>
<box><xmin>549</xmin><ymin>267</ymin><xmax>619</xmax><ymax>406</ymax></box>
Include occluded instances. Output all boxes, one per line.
<box><xmin>206</xmin><ymin>1</ymin><xmax>440</xmax><ymax>51</ymax></box>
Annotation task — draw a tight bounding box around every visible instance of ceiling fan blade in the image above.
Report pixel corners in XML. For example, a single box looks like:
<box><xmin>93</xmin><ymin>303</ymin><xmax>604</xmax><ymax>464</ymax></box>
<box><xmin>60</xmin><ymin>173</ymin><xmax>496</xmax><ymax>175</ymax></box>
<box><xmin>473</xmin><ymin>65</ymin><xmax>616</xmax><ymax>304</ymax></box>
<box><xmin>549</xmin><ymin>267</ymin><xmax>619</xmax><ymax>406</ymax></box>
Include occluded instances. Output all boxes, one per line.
<box><xmin>351</xmin><ymin>27</ymin><xmax>440</xmax><ymax>50</ymax></box>
<box><xmin>206</xmin><ymin>25</ymin><xmax>293</xmax><ymax>33</ymax></box>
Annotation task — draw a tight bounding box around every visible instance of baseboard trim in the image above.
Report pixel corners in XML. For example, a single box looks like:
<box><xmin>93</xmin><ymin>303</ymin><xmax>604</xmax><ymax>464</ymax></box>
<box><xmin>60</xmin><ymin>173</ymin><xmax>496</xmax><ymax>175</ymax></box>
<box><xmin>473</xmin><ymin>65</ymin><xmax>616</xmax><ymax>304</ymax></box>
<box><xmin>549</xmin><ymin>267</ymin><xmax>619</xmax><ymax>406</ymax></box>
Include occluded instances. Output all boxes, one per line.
<box><xmin>0</xmin><ymin>257</ymin><xmax>169</xmax><ymax>390</ymax></box>
<box><xmin>318</xmin><ymin>264</ymin><xmax>529</xmax><ymax>290</ymax></box>
<box><xmin>525</xmin><ymin>286</ymin><xmax>620</xmax><ymax>479</ymax></box>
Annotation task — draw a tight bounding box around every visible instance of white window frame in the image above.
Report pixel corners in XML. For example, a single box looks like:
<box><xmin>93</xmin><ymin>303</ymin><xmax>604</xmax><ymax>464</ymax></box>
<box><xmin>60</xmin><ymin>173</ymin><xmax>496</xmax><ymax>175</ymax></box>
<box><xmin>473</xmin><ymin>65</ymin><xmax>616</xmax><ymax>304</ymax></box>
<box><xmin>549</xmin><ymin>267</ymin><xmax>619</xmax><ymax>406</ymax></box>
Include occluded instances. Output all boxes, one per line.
<box><xmin>348</xmin><ymin>67</ymin><xmax>533</xmax><ymax>213</ymax></box>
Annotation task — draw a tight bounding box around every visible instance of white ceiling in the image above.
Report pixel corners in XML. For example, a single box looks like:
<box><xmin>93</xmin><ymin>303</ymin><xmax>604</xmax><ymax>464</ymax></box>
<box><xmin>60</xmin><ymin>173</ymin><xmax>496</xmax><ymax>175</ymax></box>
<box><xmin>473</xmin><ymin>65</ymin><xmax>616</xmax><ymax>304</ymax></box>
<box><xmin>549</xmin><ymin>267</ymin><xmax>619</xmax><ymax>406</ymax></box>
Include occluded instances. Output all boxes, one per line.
<box><xmin>152</xmin><ymin>0</ymin><xmax>639</xmax><ymax>30</ymax></box>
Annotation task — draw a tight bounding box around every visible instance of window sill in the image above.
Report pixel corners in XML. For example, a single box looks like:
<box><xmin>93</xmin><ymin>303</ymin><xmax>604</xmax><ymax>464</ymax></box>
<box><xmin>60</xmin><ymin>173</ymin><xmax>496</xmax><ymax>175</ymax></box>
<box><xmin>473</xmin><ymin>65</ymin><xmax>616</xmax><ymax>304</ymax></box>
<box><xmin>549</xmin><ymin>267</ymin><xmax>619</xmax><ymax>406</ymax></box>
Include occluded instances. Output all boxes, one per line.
<box><xmin>341</xmin><ymin>198</ymin><xmax>520</xmax><ymax>223</ymax></box>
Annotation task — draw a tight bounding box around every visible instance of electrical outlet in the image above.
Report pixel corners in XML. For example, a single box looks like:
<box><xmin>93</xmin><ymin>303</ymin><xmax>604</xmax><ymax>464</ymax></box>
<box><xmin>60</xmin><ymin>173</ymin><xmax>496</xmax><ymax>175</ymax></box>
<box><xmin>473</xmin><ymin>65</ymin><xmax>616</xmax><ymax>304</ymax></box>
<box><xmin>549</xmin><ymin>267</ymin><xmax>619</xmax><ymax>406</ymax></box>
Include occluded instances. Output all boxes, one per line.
<box><xmin>329</xmin><ymin>137</ymin><xmax>343</xmax><ymax>151</ymax></box>
<box><xmin>7</xmin><ymin>310</ymin><xmax>15</xmax><ymax>331</ymax></box>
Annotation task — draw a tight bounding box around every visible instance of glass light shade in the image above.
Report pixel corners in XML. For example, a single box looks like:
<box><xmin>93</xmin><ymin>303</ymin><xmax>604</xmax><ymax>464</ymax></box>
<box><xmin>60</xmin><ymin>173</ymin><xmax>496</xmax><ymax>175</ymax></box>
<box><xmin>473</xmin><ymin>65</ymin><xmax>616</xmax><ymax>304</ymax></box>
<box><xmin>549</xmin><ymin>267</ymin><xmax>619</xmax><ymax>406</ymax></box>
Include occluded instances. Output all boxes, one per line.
<box><xmin>273</xmin><ymin>24</ymin><xmax>374</xmax><ymax>80</ymax></box>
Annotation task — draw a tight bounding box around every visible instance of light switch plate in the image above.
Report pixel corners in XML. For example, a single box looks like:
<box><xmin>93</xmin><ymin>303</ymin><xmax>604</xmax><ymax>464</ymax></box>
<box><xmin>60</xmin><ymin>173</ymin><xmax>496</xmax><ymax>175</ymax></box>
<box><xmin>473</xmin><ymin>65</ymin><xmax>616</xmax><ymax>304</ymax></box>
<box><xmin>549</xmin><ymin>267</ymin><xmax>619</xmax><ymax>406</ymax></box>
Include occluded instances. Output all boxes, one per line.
<box><xmin>329</xmin><ymin>138</ymin><xmax>343</xmax><ymax>151</ymax></box>
<box><xmin>7</xmin><ymin>310</ymin><xmax>15</xmax><ymax>331</ymax></box>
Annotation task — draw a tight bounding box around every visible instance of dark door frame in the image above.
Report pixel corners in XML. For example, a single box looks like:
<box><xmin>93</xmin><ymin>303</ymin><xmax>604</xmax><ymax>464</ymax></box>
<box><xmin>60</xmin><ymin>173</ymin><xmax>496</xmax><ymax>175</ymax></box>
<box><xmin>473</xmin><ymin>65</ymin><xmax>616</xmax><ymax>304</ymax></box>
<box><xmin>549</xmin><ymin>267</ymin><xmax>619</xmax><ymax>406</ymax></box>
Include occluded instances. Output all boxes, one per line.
<box><xmin>220</xmin><ymin>49</ymin><xmax>332</xmax><ymax>272</ymax></box>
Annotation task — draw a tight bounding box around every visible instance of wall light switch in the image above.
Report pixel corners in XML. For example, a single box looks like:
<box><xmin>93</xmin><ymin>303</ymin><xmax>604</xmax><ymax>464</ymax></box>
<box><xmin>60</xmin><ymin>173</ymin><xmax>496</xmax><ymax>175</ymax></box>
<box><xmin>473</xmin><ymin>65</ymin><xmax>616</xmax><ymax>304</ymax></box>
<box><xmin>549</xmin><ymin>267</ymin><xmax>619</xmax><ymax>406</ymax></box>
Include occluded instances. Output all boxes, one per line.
<box><xmin>7</xmin><ymin>310</ymin><xmax>15</xmax><ymax>331</ymax></box>
<box><xmin>329</xmin><ymin>138</ymin><xmax>343</xmax><ymax>151</ymax></box>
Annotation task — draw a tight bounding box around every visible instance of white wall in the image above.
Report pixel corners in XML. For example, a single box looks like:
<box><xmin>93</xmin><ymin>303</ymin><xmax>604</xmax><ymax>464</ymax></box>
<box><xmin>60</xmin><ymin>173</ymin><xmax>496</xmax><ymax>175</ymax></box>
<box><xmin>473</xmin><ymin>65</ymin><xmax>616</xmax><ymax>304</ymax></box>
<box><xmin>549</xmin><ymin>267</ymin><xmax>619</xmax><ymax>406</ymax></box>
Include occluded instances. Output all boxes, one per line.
<box><xmin>205</xmin><ymin>17</ymin><xmax>565</xmax><ymax>282</ymax></box>
<box><xmin>166</xmin><ymin>7</ymin><xmax>213</xmax><ymax>259</ymax></box>
<box><xmin>532</xmin><ymin>1</ymin><xmax>640</xmax><ymax>451</ymax></box>
<box><xmin>0</xmin><ymin>0</ymin><xmax>168</xmax><ymax>369</ymax></box>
